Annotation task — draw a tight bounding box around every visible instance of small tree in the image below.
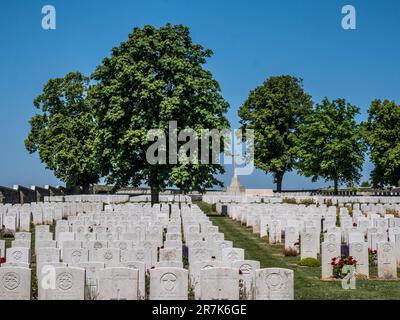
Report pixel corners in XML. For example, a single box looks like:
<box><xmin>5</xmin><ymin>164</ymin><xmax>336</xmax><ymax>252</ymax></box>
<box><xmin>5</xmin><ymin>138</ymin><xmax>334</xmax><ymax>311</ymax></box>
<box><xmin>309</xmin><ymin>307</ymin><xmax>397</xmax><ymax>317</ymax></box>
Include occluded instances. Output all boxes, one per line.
<box><xmin>238</xmin><ymin>75</ymin><xmax>313</xmax><ymax>192</ymax></box>
<box><xmin>363</xmin><ymin>99</ymin><xmax>400</xmax><ymax>188</ymax></box>
<box><xmin>25</xmin><ymin>72</ymin><xmax>100</xmax><ymax>193</ymax></box>
<box><xmin>296</xmin><ymin>98</ymin><xmax>366</xmax><ymax>193</ymax></box>
<box><xmin>360</xmin><ymin>181</ymin><xmax>371</xmax><ymax>188</ymax></box>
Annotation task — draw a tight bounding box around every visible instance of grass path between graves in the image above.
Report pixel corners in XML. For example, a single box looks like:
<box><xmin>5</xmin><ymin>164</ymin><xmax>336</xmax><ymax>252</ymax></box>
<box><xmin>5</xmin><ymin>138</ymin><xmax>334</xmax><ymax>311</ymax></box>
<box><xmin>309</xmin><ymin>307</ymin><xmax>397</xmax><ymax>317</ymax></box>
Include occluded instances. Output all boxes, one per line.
<box><xmin>195</xmin><ymin>201</ymin><xmax>400</xmax><ymax>300</ymax></box>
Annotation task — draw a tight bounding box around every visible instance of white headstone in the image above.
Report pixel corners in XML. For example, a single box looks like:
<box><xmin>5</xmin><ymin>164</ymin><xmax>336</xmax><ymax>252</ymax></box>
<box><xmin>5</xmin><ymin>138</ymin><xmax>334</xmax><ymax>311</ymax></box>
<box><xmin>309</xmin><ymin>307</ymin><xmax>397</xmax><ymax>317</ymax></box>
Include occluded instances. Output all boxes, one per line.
<box><xmin>200</xmin><ymin>267</ymin><xmax>239</xmax><ymax>300</ymax></box>
<box><xmin>38</xmin><ymin>266</ymin><xmax>85</xmax><ymax>300</ymax></box>
<box><xmin>89</xmin><ymin>248</ymin><xmax>120</xmax><ymax>265</ymax></box>
<box><xmin>0</xmin><ymin>267</ymin><xmax>31</xmax><ymax>300</ymax></box>
<box><xmin>97</xmin><ymin>267</ymin><xmax>139</xmax><ymax>300</ymax></box>
<box><xmin>6</xmin><ymin>247</ymin><xmax>30</xmax><ymax>265</ymax></box>
<box><xmin>221</xmin><ymin>248</ymin><xmax>245</xmax><ymax>263</ymax></box>
<box><xmin>116</xmin><ymin>261</ymin><xmax>146</xmax><ymax>299</ymax></box>
<box><xmin>349</xmin><ymin>242</ymin><xmax>369</xmax><ymax>277</ymax></box>
<box><xmin>232</xmin><ymin>260</ymin><xmax>260</xmax><ymax>300</ymax></box>
<box><xmin>36</xmin><ymin>247</ymin><xmax>60</xmax><ymax>264</ymax></box>
<box><xmin>300</xmin><ymin>231</ymin><xmax>318</xmax><ymax>259</ymax></box>
<box><xmin>150</xmin><ymin>267</ymin><xmax>188</xmax><ymax>300</ymax></box>
<box><xmin>377</xmin><ymin>242</ymin><xmax>397</xmax><ymax>279</ymax></box>
<box><xmin>255</xmin><ymin>268</ymin><xmax>294</xmax><ymax>300</ymax></box>
<box><xmin>63</xmin><ymin>248</ymin><xmax>89</xmax><ymax>264</ymax></box>
<box><xmin>19</xmin><ymin>212</ymin><xmax>31</xmax><ymax>232</ymax></box>
<box><xmin>321</xmin><ymin>242</ymin><xmax>340</xmax><ymax>279</ymax></box>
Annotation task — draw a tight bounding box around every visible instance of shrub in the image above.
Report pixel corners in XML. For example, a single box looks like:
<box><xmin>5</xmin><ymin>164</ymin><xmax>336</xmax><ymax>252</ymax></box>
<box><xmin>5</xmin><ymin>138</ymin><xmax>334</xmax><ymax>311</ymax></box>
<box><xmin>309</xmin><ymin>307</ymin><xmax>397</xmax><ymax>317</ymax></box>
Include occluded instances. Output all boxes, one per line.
<box><xmin>349</xmin><ymin>186</ymin><xmax>358</xmax><ymax>193</ymax></box>
<box><xmin>299</xmin><ymin>198</ymin><xmax>316</xmax><ymax>206</ymax></box>
<box><xmin>347</xmin><ymin>206</ymin><xmax>353</xmax><ymax>216</ymax></box>
<box><xmin>282</xmin><ymin>197</ymin><xmax>297</xmax><ymax>204</ymax></box>
<box><xmin>299</xmin><ymin>257</ymin><xmax>320</xmax><ymax>267</ymax></box>
<box><xmin>386</xmin><ymin>208</ymin><xmax>400</xmax><ymax>218</ymax></box>
<box><xmin>325</xmin><ymin>199</ymin><xmax>333</xmax><ymax>207</ymax></box>
<box><xmin>360</xmin><ymin>181</ymin><xmax>370</xmax><ymax>188</ymax></box>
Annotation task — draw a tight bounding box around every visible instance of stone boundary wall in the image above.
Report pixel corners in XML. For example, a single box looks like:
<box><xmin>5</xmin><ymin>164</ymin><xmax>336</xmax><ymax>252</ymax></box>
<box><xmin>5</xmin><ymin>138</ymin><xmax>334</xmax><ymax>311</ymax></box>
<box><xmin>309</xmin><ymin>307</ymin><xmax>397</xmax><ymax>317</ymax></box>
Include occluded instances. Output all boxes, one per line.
<box><xmin>0</xmin><ymin>185</ymin><xmax>66</xmax><ymax>204</ymax></box>
<box><xmin>0</xmin><ymin>186</ymin><xmax>20</xmax><ymax>204</ymax></box>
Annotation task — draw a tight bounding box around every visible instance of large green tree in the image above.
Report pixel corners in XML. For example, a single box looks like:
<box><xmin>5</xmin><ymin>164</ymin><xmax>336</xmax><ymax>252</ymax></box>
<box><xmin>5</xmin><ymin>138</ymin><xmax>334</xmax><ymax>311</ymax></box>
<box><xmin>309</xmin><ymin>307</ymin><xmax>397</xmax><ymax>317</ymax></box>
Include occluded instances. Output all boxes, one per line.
<box><xmin>363</xmin><ymin>99</ymin><xmax>400</xmax><ymax>187</ymax></box>
<box><xmin>296</xmin><ymin>98</ymin><xmax>366</xmax><ymax>193</ymax></box>
<box><xmin>238</xmin><ymin>75</ymin><xmax>313</xmax><ymax>192</ymax></box>
<box><xmin>90</xmin><ymin>24</ymin><xmax>229</xmax><ymax>203</ymax></box>
<box><xmin>25</xmin><ymin>72</ymin><xmax>100</xmax><ymax>193</ymax></box>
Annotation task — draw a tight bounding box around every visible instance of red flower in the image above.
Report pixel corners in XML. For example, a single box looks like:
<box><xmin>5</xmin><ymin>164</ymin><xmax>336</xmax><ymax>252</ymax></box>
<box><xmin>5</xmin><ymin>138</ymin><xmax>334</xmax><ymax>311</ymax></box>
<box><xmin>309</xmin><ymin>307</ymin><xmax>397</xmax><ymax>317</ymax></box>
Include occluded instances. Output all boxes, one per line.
<box><xmin>151</xmin><ymin>266</ymin><xmax>155</xmax><ymax>269</ymax></box>
<box><xmin>239</xmin><ymin>270</ymin><xmax>243</xmax><ymax>275</ymax></box>
<box><xmin>348</xmin><ymin>256</ymin><xmax>353</xmax><ymax>260</ymax></box>
<box><xmin>331</xmin><ymin>262</ymin><xmax>336</xmax><ymax>266</ymax></box>
<box><xmin>331</xmin><ymin>257</ymin><xmax>337</xmax><ymax>261</ymax></box>
<box><xmin>353</xmin><ymin>259</ymin><xmax>357</xmax><ymax>264</ymax></box>
<box><xmin>339</xmin><ymin>260</ymin><xmax>344</xmax><ymax>266</ymax></box>
<box><xmin>0</xmin><ymin>257</ymin><xmax>5</xmax><ymax>264</ymax></box>
<box><xmin>349</xmin><ymin>260</ymin><xmax>354</xmax><ymax>265</ymax></box>
<box><xmin>211</xmin><ymin>256</ymin><xmax>216</xmax><ymax>260</ymax></box>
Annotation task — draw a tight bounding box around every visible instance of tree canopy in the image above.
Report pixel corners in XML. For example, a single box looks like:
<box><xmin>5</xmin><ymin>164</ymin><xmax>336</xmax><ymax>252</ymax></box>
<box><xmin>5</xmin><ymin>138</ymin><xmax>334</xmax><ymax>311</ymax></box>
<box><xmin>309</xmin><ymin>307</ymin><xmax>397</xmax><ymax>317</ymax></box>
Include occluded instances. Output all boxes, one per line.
<box><xmin>295</xmin><ymin>98</ymin><xmax>366</xmax><ymax>193</ymax></box>
<box><xmin>90</xmin><ymin>24</ymin><xmax>229</xmax><ymax>202</ymax></box>
<box><xmin>238</xmin><ymin>75</ymin><xmax>313</xmax><ymax>191</ymax></box>
<box><xmin>363</xmin><ymin>99</ymin><xmax>400</xmax><ymax>187</ymax></box>
<box><xmin>25</xmin><ymin>72</ymin><xmax>100</xmax><ymax>192</ymax></box>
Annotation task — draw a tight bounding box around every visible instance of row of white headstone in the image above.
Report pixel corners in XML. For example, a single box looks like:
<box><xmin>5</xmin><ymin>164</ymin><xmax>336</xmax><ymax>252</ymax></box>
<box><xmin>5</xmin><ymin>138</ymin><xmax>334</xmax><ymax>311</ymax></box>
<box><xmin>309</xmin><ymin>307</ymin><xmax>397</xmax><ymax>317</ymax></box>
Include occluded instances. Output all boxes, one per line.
<box><xmin>224</xmin><ymin>201</ymin><xmax>400</xmax><ymax>279</ymax></box>
<box><xmin>205</xmin><ymin>193</ymin><xmax>400</xmax><ymax>206</ymax></box>
<box><xmin>0</xmin><ymin>200</ymin><xmax>294</xmax><ymax>300</ymax></box>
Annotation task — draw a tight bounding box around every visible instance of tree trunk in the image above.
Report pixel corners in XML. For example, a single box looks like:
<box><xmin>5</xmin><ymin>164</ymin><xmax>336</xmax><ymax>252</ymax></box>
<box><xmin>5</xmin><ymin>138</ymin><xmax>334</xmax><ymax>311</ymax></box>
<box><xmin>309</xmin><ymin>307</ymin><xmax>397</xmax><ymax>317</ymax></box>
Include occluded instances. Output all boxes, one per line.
<box><xmin>275</xmin><ymin>171</ymin><xmax>284</xmax><ymax>193</ymax></box>
<box><xmin>82</xmin><ymin>183</ymin><xmax>91</xmax><ymax>195</ymax></box>
<box><xmin>149</xmin><ymin>171</ymin><xmax>160</xmax><ymax>205</ymax></box>
<box><xmin>150</xmin><ymin>186</ymin><xmax>159</xmax><ymax>205</ymax></box>
<box><xmin>334</xmin><ymin>179</ymin><xmax>339</xmax><ymax>195</ymax></box>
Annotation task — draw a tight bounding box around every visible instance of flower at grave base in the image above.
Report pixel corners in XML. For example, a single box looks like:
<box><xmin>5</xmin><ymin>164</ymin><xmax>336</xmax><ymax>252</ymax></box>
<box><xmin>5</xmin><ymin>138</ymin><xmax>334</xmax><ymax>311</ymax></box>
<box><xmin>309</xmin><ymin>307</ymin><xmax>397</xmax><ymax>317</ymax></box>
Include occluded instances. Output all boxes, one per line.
<box><xmin>353</xmin><ymin>223</ymin><xmax>357</xmax><ymax>227</ymax></box>
<box><xmin>331</xmin><ymin>257</ymin><xmax>337</xmax><ymax>261</ymax></box>
<box><xmin>211</xmin><ymin>256</ymin><xmax>216</xmax><ymax>260</ymax></box>
<box><xmin>339</xmin><ymin>259</ymin><xmax>344</xmax><ymax>266</ymax></box>
<box><xmin>348</xmin><ymin>256</ymin><xmax>353</xmax><ymax>260</ymax></box>
<box><xmin>331</xmin><ymin>262</ymin><xmax>336</xmax><ymax>266</ymax></box>
<box><xmin>0</xmin><ymin>257</ymin><xmax>5</xmax><ymax>264</ymax></box>
<box><xmin>239</xmin><ymin>270</ymin><xmax>243</xmax><ymax>275</ymax></box>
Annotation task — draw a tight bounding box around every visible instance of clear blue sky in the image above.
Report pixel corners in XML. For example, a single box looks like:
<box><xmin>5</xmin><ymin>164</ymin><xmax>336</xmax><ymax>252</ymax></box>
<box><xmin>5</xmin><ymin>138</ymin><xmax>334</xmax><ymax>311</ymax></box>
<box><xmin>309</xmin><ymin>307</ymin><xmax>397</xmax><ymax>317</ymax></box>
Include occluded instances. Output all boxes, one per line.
<box><xmin>0</xmin><ymin>0</ymin><xmax>399</xmax><ymax>190</ymax></box>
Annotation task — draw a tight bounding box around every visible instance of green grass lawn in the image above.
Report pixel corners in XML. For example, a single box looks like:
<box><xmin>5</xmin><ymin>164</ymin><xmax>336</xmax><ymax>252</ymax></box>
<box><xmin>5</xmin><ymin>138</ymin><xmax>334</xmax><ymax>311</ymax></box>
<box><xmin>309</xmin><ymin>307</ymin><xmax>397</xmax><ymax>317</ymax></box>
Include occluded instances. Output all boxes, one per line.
<box><xmin>196</xmin><ymin>201</ymin><xmax>400</xmax><ymax>300</ymax></box>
